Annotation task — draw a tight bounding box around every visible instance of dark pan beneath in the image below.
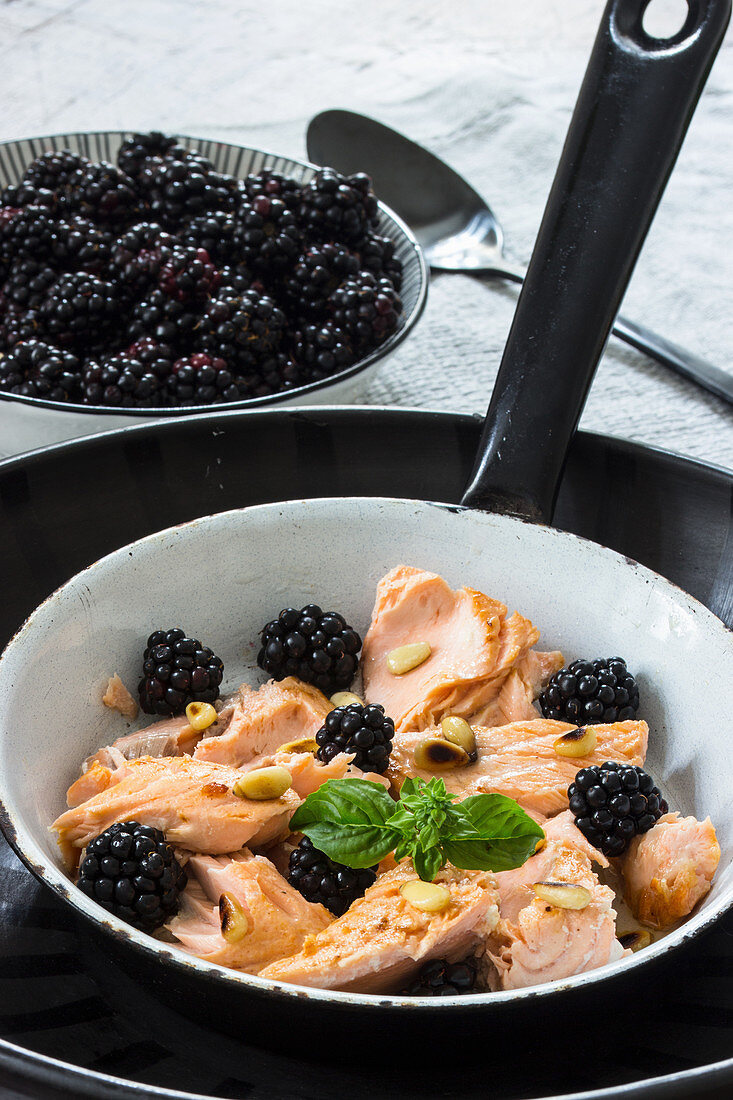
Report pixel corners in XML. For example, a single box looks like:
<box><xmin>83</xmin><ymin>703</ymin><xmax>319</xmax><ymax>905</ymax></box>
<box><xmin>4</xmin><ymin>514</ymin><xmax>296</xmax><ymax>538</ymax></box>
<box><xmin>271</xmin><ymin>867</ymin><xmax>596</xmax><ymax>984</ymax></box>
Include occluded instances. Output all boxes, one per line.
<box><xmin>0</xmin><ymin>407</ymin><xmax>731</xmax><ymax>1100</ymax></box>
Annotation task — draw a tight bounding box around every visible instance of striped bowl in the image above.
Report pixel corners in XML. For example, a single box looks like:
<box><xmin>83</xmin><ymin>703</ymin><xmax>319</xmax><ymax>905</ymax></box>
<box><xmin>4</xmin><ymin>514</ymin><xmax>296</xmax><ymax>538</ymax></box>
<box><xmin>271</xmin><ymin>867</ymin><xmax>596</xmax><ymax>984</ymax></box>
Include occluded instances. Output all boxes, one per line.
<box><xmin>0</xmin><ymin>131</ymin><xmax>428</xmax><ymax>457</ymax></box>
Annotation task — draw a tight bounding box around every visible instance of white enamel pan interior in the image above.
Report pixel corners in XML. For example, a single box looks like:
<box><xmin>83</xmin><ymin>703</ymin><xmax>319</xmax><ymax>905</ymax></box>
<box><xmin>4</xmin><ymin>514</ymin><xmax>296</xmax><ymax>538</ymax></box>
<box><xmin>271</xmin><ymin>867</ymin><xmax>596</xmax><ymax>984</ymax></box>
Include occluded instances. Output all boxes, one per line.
<box><xmin>0</xmin><ymin>497</ymin><xmax>731</xmax><ymax>1010</ymax></box>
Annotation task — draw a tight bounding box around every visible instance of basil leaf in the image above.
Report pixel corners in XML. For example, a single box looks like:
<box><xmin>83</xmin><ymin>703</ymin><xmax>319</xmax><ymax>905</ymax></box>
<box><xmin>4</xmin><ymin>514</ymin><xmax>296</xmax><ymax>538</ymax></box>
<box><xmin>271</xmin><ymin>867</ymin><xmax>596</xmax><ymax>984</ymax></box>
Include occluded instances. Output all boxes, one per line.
<box><xmin>304</xmin><ymin>821</ymin><xmax>401</xmax><ymax>868</ymax></box>
<box><xmin>290</xmin><ymin>778</ymin><xmax>397</xmax><ymax>831</ymax></box>
<box><xmin>443</xmin><ymin>794</ymin><xmax>544</xmax><ymax>872</ymax></box>
<box><xmin>418</xmin><ymin>819</ymin><xmax>441</xmax><ymax>852</ymax></box>
<box><xmin>413</xmin><ymin>843</ymin><xmax>445</xmax><ymax>882</ymax></box>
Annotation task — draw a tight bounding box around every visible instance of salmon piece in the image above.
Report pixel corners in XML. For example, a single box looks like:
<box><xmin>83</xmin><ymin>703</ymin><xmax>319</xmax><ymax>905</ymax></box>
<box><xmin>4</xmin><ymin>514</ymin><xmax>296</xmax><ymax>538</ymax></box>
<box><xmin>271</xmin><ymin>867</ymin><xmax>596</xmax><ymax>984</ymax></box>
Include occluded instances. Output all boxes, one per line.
<box><xmin>51</xmin><ymin>755</ymin><xmax>300</xmax><ymax>868</ymax></box>
<box><xmin>242</xmin><ymin>750</ymin><xmax>392</xmax><ymax>797</ymax></box>
<box><xmin>622</xmin><ymin>812</ymin><xmax>720</xmax><ymax>929</ymax></box>
<box><xmin>66</xmin><ymin>760</ymin><xmax>114</xmax><ymax>808</ymax></box>
<box><xmin>102</xmin><ymin>674</ymin><xmax>138</xmax><ymax>720</ymax></box>
<box><xmin>259</xmin><ymin>860</ymin><xmax>500</xmax><ymax>994</ymax></box>
<box><xmin>485</xmin><ymin>811</ymin><xmax>628</xmax><ymax>990</ymax></box>
<box><xmin>361</xmin><ymin>565</ymin><xmax>557</xmax><ymax>732</ymax></box>
<box><xmin>389</xmin><ymin>719</ymin><xmax>648</xmax><ymax>818</ymax></box>
<box><xmin>470</xmin><ymin>650</ymin><xmax>565</xmax><ymax>727</ymax></box>
<box><xmin>193</xmin><ymin>678</ymin><xmax>332</xmax><ymax>768</ymax></box>
<box><xmin>167</xmin><ymin>850</ymin><xmax>331</xmax><ymax>973</ymax></box>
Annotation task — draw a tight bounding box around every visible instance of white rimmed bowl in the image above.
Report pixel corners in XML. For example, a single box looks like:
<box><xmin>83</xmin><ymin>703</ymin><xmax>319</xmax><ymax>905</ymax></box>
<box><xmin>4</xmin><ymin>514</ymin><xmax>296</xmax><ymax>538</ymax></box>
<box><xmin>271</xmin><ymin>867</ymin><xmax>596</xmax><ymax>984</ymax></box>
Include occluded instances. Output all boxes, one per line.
<box><xmin>0</xmin><ymin>497</ymin><xmax>730</xmax><ymax>1038</ymax></box>
<box><xmin>0</xmin><ymin>132</ymin><xmax>427</xmax><ymax>458</ymax></box>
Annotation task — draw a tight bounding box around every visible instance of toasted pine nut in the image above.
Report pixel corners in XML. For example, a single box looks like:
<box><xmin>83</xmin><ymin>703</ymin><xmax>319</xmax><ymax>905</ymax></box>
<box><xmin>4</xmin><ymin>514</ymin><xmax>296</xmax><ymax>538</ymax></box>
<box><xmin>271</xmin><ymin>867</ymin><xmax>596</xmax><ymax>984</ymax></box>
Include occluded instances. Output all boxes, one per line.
<box><xmin>232</xmin><ymin>765</ymin><xmax>293</xmax><ymax>801</ymax></box>
<box><xmin>532</xmin><ymin>881</ymin><xmax>592</xmax><ymax>910</ymax></box>
<box><xmin>534</xmin><ymin>836</ymin><xmax>547</xmax><ymax>854</ymax></box>
<box><xmin>414</xmin><ymin>736</ymin><xmax>469</xmax><ymax>771</ymax></box>
<box><xmin>219</xmin><ymin>892</ymin><xmax>250</xmax><ymax>942</ymax></box>
<box><xmin>553</xmin><ymin>726</ymin><xmax>597</xmax><ymax>758</ymax></box>
<box><xmin>440</xmin><ymin>716</ymin><xmax>477</xmax><ymax>759</ymax></box>
<box><xmin>400</xmin><ymin>880</ymin><xmax>451</xmax><ymax>913</ymax></box>
<box><xmin>330</xmin><ymin>691</ymin><xmax>363</xmax><ymax>708</ymax></box>
<box><xmin>387</xmin><ymin>642</ymin><xmax>431</xmax><ymax>675</ymax></box>
<box><xmin>618</xmin><ymin>929</ymin><xmax>653</xmax><ymax>952</ymax></box>
<box><xmin>277</xmin><ymin>736</ymin><xmax>319</xmax><ymax>755</ymax></box>
<box><xmin>186</xmin><ymin>701</ymin><xmax>218</xmax><ymax>731</ymax></box>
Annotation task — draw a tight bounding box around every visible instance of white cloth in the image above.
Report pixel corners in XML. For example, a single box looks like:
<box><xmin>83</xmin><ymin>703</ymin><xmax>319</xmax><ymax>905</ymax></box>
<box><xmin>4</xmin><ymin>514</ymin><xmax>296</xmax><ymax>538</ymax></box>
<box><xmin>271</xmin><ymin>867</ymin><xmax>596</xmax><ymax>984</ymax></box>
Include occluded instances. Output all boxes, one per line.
<box><xmin>3</xmin><ymin>0</ymin><xmax>731</xmax><ymax>468</ymax></box>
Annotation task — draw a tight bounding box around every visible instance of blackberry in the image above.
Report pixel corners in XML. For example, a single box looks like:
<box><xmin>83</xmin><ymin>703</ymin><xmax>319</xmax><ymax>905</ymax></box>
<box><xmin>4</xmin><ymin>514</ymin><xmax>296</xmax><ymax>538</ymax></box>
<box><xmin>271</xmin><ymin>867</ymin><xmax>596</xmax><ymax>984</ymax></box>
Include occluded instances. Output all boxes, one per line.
<box><xmin>0</xmin><ymin>183</ymin><xmax>57</xmax><ymax>211</ymax></box>
<box><xmin>180</xmin><ymin>211</ymin><xmax>240</xmax><ymax>265</ymax></box>
<box><xmin>76</xmin><ymin>820</ymin><xmax>187</xmax><ymax>932</ymax></box>
<box><xmin>166</xmin><ymin>352</ymin><xmax>240</xmax><ymax>406</ymax></box>
<box><xmin>258</xmin><ymin>604</ymin><xmax>362</xmax><ymax>697</ymax></box>
<box><xmin>315</xmin><ymin>702</ymin><xmax>395</xmax><ymax>773</ymax></box>
<box><xmin>297</xmin><ymin>167</ymin><xmax>379</xmax><ymax>244</ymax></box>
<box><xmin>116</xmin><ymin>131</ymin><xmax>179</xmax><ymax>181</ymax></box>
<box><xmin>0</xmin><ymin>339</ymin><xmax>82</xmax><ymax>402</ymax></box>
<box><xmin>158</xmin><ymin>246</ymin><xmax>220</xmax><ymax>303</ymax></box>
<box><xmin>82</xmin><ymin>339</ymin><xmax>173</xmax><ymax>408</ymax></box>
<box><xmin>0</xmin><ymin>205</ymin><xmax>58</xmax><ymax>267</ymax></box>
<box><xmin>196</xmin><ymin>289</ymin><xmax>286</xmax><ymax>372</ymax></box>
<box><xmin>23</xmin><ymin>150</ymin><xmax>89</xmax><ymax>194</ymax></box>
<box><xmin>357</xmin><ymin>233</ymin><xmax>403</xmax><ymax>291</ymax></box>
<box><xmin>243</xmin><ymin>168</ymin><xmax>301</xmax><ymax>211</ymax></box>
<box><xmin>51</xmin><ymin>216</ymin><xmax>113</xmax><ymax>275</ymax></box>
<box><xmin>401</xmin><ymin>958</ymin><xmax>478</xmax><ymax>997</ymax></box>
<box><xmin>217</xmin><ymin>262</ymin><xmax>258</xmax><ymax>296</ymax></box>
<box><xmin>287</xmin><ymin>836</ymin><xmax>376</xmax><ymax>917</ymax></box>
<box><xmin>36</xmin><ymin>272</ymin><xmax>121</xmax><ymax>350</ymax></box>
<box><xmin>0</xmin><ymin>300</ymin><xmax>25</xmax><ymax>351</ymax></box>
<box><xmin>540</xmin><ymin>658</ymin><xmax>640</xmax><ymax>725</ymax></box>
<box><xmin>109</xmin><ymin>222</ymin><xmax>176</xmax><ymax>294</ymax></box>
<box><xmin>3</xmin><ymin>258</ymin><xmax>57</xmax><ymax>310</ymax></box>
<box><xmin>233</xmin><ymin>197</ymin><xmax>301</xmax><ymax>276</ymax></box>
<box><xmin>568</xmin><ymin>762</ymin><xmax>668</xmax><ymax>857</ymax></box>
<box><xmin>291</xmin><ymin>322</ymin><xmax>355</xmax><ymax>378</ymax></box>
<box><xmin>128</xmin><ymin>289</ymin><xmax>202</xmax><ymax>347</ymax></box>
<box><xmin>282</xmin><ymin>243</ymin><xmax>360</xmax><ymax>321</ymax></box>
<box><xmin>65</xmin><ymin>161</ymin><xmax>142</xmax><ymax>226</ymax></box>
<box><xmin>138</xmin><ymin>627</ymin><xmax>224</xmax><ymax>716</ymax></box>
<box><xmin>146</xmin><ymin>158</ymin><xmax>239</xmax><ymax>229</ymax></box>
<box><xmin>329</xmin><ymin>272</ymin><xmax>402</xmax><ymax>350</ymax></box>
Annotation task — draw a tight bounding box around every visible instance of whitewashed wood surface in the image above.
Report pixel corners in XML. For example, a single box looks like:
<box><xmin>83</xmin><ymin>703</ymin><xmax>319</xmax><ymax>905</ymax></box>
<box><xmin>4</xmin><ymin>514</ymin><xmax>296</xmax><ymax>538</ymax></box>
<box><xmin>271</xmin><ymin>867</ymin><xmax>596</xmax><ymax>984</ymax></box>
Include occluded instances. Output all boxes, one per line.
<box><xmin>2</xmin><ymin>0</ymin><xmax>731</xmax><ymax>469</ymax></box>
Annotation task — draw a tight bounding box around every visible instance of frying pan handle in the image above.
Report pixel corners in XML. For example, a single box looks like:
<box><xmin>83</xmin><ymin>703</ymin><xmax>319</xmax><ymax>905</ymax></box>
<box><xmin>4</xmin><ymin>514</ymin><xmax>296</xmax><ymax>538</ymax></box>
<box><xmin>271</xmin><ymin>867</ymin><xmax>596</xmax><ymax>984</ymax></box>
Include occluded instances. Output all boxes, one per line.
<box><xmin>461</xmin><ymin>0</ymin><xmax>730</xmax><ymax>521</ymax></box>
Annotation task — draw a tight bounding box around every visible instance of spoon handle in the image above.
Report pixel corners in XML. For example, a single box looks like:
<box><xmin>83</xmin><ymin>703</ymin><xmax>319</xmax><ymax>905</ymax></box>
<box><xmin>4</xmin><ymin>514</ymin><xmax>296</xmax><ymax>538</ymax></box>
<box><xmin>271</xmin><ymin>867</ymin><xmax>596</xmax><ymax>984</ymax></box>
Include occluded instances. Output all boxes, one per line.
<box><xmin>472</xmin><ymin>267</ymin><xmax>733</xmax><ymax>404</ymax></box>
<box><xmin>461</xmin><ymin>0</ymin><xmax>730</xmax><ymax>522</ymax></box>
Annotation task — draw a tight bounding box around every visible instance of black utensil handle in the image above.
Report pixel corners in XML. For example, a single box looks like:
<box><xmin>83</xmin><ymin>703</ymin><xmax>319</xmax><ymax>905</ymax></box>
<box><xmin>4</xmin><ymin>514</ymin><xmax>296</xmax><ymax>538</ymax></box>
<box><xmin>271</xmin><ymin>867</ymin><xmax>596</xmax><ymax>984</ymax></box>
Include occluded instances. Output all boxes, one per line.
<box><xmin>461</xmin><ymin>0</ymin><xmax>731</xmax><ymax>521</ymax></box>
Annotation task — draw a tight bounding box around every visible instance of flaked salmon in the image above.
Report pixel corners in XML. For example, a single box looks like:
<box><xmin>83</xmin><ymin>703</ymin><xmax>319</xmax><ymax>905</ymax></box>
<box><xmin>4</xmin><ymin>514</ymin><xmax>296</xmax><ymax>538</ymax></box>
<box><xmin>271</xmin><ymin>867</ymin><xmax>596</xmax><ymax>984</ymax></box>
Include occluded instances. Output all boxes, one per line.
<box><xmin>361</xmin><ymin>565</ymin><xmax>560</xmax><ymax>732</ymax></box>
<box><xmin>485</xmin><ymin>811</ymin><xmax>628</xmax><ymax>990</ymax></box>
<box><xmin>193</xmin><ymin>677</ymin><xmax>332</xmax><ymax>768</ymax></box>
<box><xmin>102</xmin><ymin>674</ymin><xmax>138</xmax><ymax>720</ymax></box>
<box><xmin>52</xmin><ymin>755</ymin><xmax>300</xmax><ymax>867</ymax></box>
<box><xmin>389</xmin><ymin>719</ymin><xmax>648</xmax><ymax>818</ymax></box>
<box><xmin>85</xmin><ymin>700</ymin><xmax>236</xmax><ymax>773</ymax></box>
<box><xmin>622</xmin><ymin>812</ymin><xmax>720</xmax><ymax>929</ymax></box>
<box><xmin>240</xmin><ymin>750</ymin><xmax>392</xmax><ymax>797</ymax></box>
<box><xmin>167</xmin><ymin>850</ymin><xmax>331</xmax><ymax>972</ymax></box>
<box><xmin>259</xmin><ymin>860</ymin><xmax>499</xmax><ymax>994</ymax></box>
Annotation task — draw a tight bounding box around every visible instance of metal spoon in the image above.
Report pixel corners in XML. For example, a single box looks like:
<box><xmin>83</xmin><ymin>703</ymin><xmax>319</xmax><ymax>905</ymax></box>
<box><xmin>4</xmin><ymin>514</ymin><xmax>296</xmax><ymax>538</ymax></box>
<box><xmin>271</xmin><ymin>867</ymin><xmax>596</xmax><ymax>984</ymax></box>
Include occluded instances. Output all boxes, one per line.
<box><xmin>307</xmin><ymin>109</ymin><xmax>733</xmax><ymax>406</ymax></box>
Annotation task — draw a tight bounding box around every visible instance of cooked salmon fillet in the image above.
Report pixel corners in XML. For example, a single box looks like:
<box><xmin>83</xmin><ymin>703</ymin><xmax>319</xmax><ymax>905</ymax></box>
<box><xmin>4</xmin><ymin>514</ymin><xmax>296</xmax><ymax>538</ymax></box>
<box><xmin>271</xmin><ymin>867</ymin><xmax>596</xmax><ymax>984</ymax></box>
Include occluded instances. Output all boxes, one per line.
<box><xmin>52</xmin><ymin>756</ymin><xmax>300</xmax><ymax>867</ymax></box>
<box><xmin>193</xmin><ymin>678</ymin><xmax>332</xmax><ymax>768</ymax></box>
<box><xmin>167</xmin><ymin>851</ymin><xmax>331</xmax><ymax>972</ymax></box>
<box><xmin>259</xmin><ymin>860</ymin><xmax>500</xmax><ymax>994</ymax></box>
<box><xmin>485</xmin><ymin>811</ymin><xmax>628</xmax><ymax>990</ymax></box>
<box><xmin>389</xmin><ymin>719</ymin><xmax>648</xmax><ymax>818</ymax></box>
<box><xmin>622</xmin><ymin>812</ymin><xmax>720</xmax><ymax>929</ymax></box>
<box><xmin>361</xmin><ymin>565</ymin><xmax>560</xmax><ymax>732</ymax></box>
<box><xmin>239</xmin><ymin>750</ymin><xmax>391</xmax><ymax>797</ymax></box>
<box><xmin>102</xmin><ymin>674</ymin><xmax>139</xmax><ymax>720</ymax></box>
<box><xmin>66</xmin><ymin>760</ymin><xmax>115</xmax><ymax>808</ymax></box>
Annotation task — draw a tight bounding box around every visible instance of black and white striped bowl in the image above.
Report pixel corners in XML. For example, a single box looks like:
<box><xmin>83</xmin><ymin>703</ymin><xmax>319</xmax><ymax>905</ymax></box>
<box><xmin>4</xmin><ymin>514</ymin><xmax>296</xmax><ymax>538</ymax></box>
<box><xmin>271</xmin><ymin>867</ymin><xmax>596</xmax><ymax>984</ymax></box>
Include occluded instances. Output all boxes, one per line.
<box><xmin>0</xmin><ymin>131</ymin><xmax>428</xmax><ymax>457</ymax></box>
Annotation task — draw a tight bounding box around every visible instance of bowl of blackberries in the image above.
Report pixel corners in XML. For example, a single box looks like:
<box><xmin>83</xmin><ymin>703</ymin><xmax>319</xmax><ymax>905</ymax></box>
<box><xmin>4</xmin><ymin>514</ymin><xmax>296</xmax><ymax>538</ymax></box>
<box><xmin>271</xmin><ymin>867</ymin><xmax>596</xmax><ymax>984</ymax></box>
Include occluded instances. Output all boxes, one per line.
<box><xmin>0</xmin><ymin>131</ymin><xmax>427</xmax><ymax>456</ymax></box>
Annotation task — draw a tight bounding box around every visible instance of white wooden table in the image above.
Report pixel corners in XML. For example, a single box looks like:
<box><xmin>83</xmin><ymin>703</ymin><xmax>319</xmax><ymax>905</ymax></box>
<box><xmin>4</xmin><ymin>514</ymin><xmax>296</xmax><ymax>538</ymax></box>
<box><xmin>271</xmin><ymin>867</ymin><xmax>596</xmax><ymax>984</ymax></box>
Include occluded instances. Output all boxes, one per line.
<box><xmin>2</xmin><ymin>0</ymin><xmax>731</xmax><ymax>468</ymax></box>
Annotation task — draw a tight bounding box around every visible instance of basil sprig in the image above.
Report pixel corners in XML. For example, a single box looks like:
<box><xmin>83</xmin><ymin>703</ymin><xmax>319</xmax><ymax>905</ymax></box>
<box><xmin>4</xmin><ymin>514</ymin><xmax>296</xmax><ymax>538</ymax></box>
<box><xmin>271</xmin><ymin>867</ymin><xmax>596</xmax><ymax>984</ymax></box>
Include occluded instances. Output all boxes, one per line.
<box><xmin>289</xmin><ymin>775</ymin><xmax>544</xmax><ymax>881</ymax></box>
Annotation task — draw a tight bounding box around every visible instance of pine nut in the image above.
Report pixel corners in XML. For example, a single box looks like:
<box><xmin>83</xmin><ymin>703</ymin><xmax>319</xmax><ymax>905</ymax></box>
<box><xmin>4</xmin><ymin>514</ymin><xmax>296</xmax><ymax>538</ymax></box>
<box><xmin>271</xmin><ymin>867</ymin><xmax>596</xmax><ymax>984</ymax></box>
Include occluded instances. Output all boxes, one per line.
<box><xmin>400</xmin><ymin>879</ymin><xmax>451</xmax><ymax>913</ymax></box>
<box><xmin>553</xmin><ymin>726</ymin><xmax>597</xmax><ymax>758</ymax></box>
<box><xmin>219</xmin><ymin>892</ymin><xmax>250</xmax><ymax>942</ymax></box>
<box><xmin>414</xmin><ymin>736</ymin><xmax>469</xmax><ymax>771</ymax></box>
<box><xmin>618</xmin><ymin>929</ymin><xmax>653</xmax><ymax>952</ymax></box>
<box><xmin>186</xmin><ymin>701</ymin><xmax>218</xmax><ymax>731</ymax></box>
<box><xmin>232</xmin><ymin>765</ymin><xmax>293</xmax><ymax>801</ymax></box>
<box><xmin>277</xmin><ymin>736</ymin><xmax>319</xmax><ymax>755</ymax></box>
<box><xmin>532</xmin><ymin>881</ymin><xmax>592</xmax><ymax>910</ymax></box>
<box><xmin>440</xmin><ymin>716</ymin><xmax>477</xmax><ymax>760</ymax></box>
<box><xmin>387</xmin><ymin>642</ymin><xmax>431</xmax><ymax>675</ymax></box>
<box><xmin>330</xmin><ymin>691</ymin><xmax>363</xmax><ymax>707</ymax></box>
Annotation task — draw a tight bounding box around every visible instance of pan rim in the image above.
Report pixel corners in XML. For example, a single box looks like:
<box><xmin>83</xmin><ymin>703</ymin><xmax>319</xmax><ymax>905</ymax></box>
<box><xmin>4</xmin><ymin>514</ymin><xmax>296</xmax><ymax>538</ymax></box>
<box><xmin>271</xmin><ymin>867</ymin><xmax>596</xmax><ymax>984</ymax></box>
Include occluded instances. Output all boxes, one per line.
<box><xmin>0</xmin><ymin>495</ymin><xmax>731</xmax><ymax>1011</ymax></box>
